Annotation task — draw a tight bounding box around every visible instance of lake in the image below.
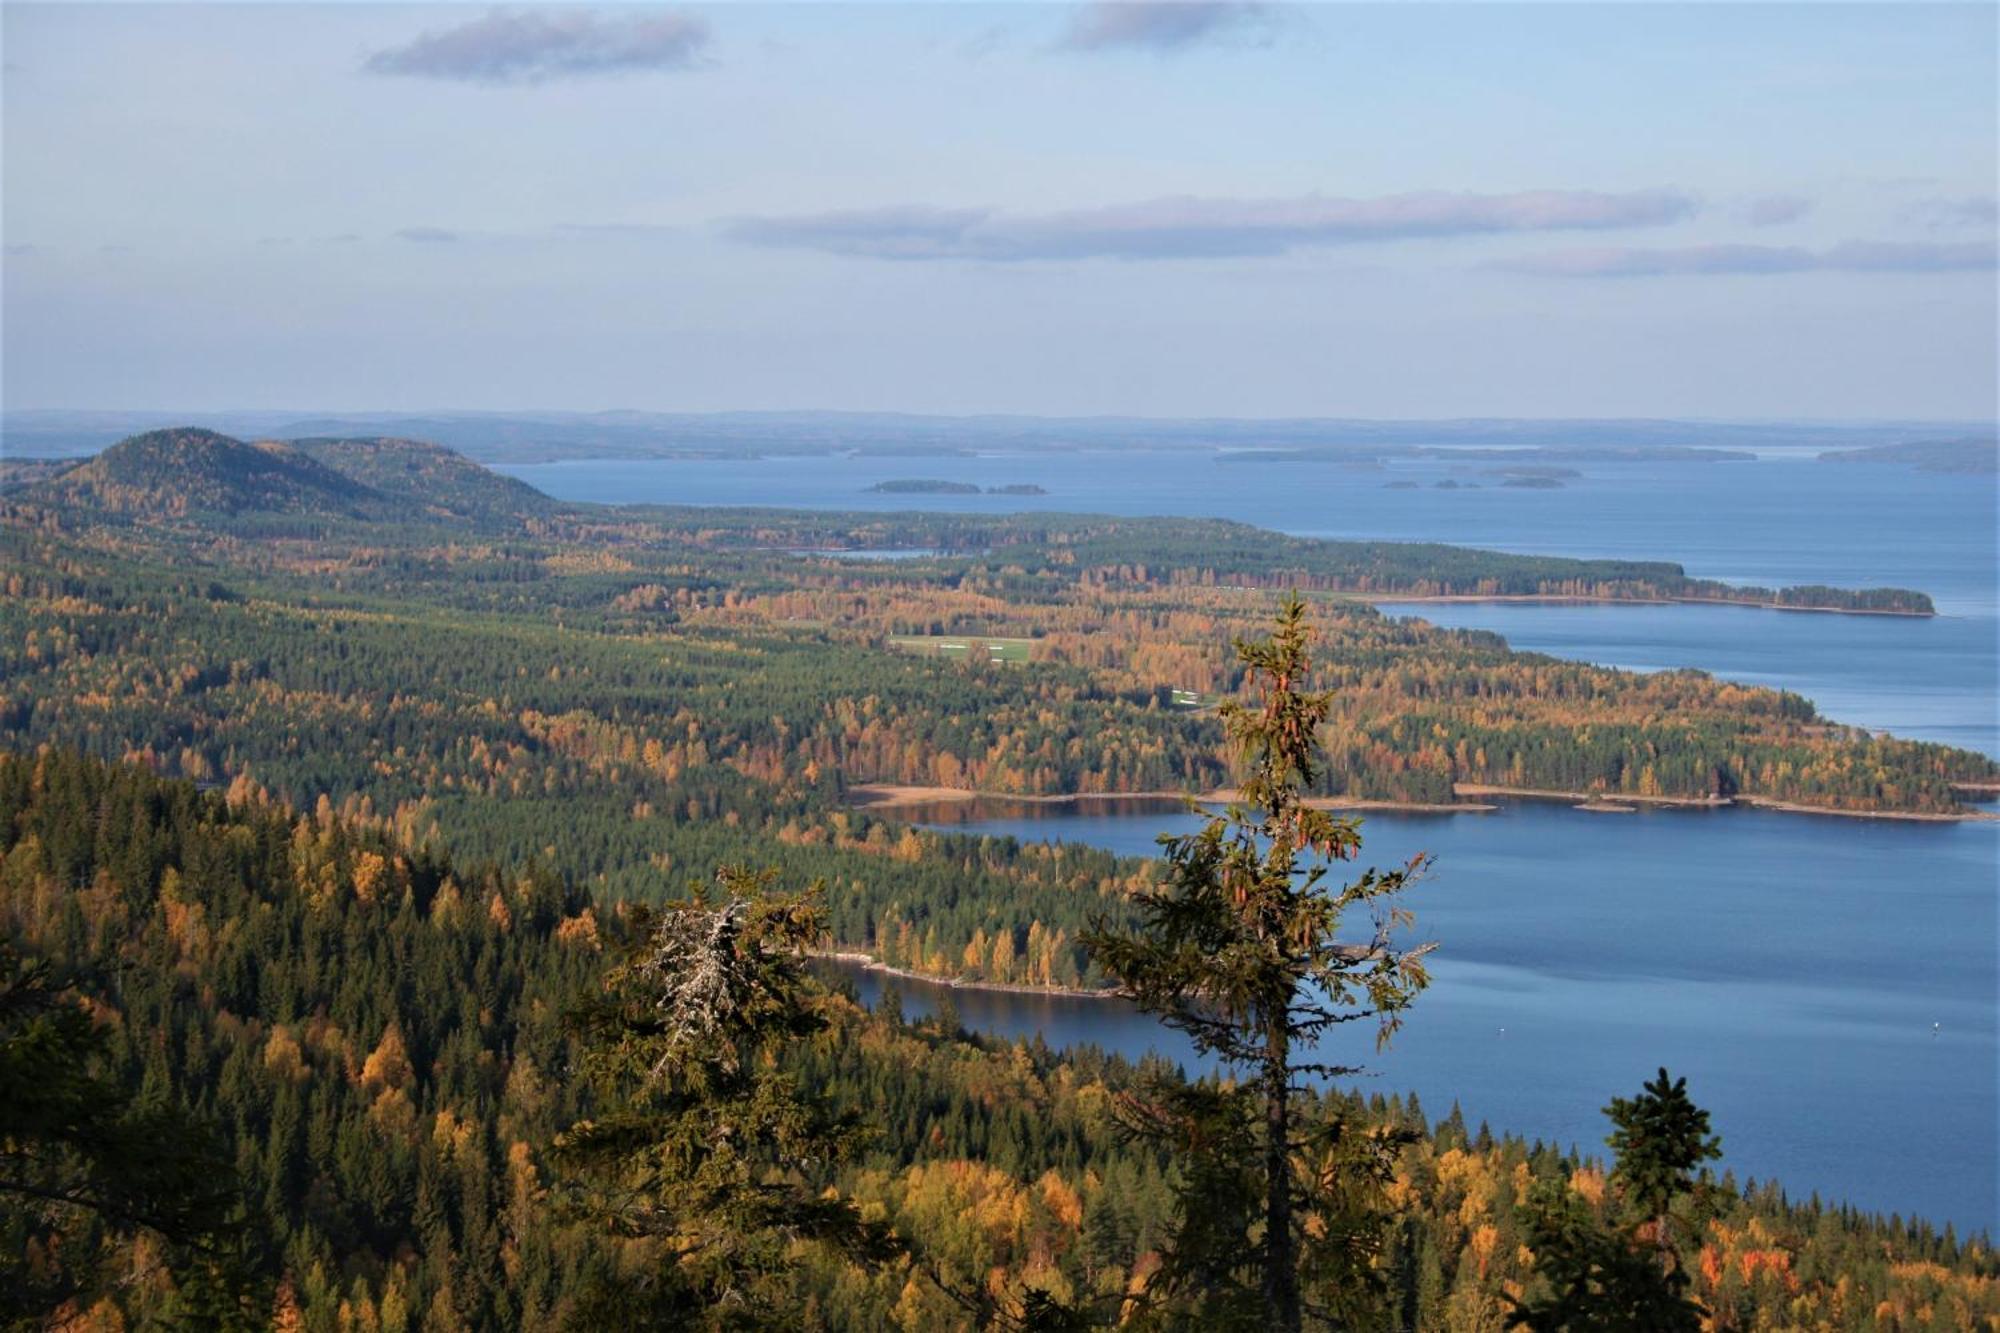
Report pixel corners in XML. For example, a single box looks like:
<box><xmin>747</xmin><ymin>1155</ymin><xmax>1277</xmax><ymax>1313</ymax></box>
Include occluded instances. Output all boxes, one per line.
<box><xmin>842</xmin><ymin>796</ymin><xmax>1999</xmax><ymax>1235</ymax></box>
<box><xmin>501</xmin><ymin>448</ymin><xmax>2000</xmax><ymax>1231</ymax></box>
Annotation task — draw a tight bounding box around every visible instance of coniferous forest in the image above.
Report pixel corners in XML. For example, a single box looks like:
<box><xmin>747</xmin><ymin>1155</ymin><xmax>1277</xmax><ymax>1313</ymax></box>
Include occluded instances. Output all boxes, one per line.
<box><xmin>2</xmin><ymin>433</ymin><xmax>1996</xmax><ymax>1329</ymax></box>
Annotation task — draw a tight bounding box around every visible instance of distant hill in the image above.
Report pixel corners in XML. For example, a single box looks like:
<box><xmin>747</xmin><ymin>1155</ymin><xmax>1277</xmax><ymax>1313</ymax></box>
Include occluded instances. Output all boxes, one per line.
<box><xmin>0</xmin><ymin>456</ymin><xmax>82</xmax><ymax>495</ymax></box>
<box><xmin>10</xmin><ymin>427</ymin><xmax>565</xmax><ymax>529</ymax></box>
<box><xmin>289</xmin><ymin>436</ymin><xmax>561</xmax><ymax>523</ymax></box>
<box><xmin>1818</xmin><ymin>438</ymin><xmax>1998</xmax><ymax>475</ymax></box>
<box><xmin>17</xmin><ymin>427</ymin><xmax>376</xmax><ymax>518</ymax></box>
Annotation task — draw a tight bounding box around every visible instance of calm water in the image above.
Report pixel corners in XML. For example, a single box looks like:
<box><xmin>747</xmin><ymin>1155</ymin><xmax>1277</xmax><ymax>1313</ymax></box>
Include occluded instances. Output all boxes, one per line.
<box><xmin>504</xmin><ymin>450</ymin><xmax>2000</xmax><ymax>1229</ymax></box>
<box><xmin>846</xmin><ymin>798</ymin><xmax>2000</xmax><ymax>1234</ymax></box>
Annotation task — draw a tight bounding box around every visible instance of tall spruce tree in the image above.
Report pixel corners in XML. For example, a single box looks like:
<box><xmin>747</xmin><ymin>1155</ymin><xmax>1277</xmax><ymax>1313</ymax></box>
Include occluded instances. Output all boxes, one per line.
<box><xmin>552</xmin><ymin>867</ymin><xmax>898</xmax><ymax>1329</ymax></box>
<box><xmin>1605</xmin><ymin>1067</ymin><xmax>1722</xmax><ymax>1278</ymax></box>
<box><xmin>1083</xmin><ymin>594</ymin><xmax>1434</xmax><ymax>1332</ymax></box>
<box><xmin>1509</xmin><ymin>1067</ymin><xmax>1721</xmax><ymax>1332</ymax></box>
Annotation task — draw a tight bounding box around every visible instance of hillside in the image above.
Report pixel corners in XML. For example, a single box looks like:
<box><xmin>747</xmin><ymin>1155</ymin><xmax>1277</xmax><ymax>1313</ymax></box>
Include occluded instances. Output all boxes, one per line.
<box><xmin>16</xmin><ymin>427</ymin><xmax>377</xmax><ymax>519</ymax></box>
<box><xmin>11</xmin><ymin>427</ymin><xmax>566</xmax><ymax>531</ymax></box>
<box><xmin>289</xmin><ymin>435</ymin><xmax>563</xmax><ymax>524</ymax></box>
<box><xmin>3</xmin><ymin>749</ymin><xmax>1993</xmax><ymax>1330</ymax></box>
<box><xmin>0</xmin><ymin>456</ymin><xmax>80</xmax><ymax>495</ymax></box>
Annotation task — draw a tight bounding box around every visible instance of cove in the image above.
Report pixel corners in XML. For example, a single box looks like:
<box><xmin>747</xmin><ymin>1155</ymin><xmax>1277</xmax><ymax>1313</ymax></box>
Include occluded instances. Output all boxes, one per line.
<box><xmin>836</xmin><ymin>796</ymin><xmax>1999</xmax><ymax>1235</ymax></box>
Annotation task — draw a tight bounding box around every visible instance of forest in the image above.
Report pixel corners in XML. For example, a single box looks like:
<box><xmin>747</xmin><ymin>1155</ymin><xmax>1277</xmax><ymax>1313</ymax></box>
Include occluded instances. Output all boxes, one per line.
<box><xmin>4</xmin><ymin>434</ymin><xmax>1998</xmax><ymax>1326</ymax></box>
<box><xmin>3</xmin><ymin>430</ymin><xmax>1995</xmax><ymax>994</ymax></box>
<box><xmin>4</xmin><ymin>749</ymin><xmax>1994</xmax><ymax>1331</ymax></box>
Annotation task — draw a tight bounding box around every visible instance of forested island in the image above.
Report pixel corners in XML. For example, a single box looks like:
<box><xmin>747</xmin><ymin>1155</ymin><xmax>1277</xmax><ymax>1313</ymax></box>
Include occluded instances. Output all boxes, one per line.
<box><xmin>868</xmin><ymin>478</ymin><xmax>983</xmax><ymax>494</ymax></box>
<box><xmin>868</xmin><ymin>479</ymin><xmax>1050</xmax><ymax>496</ymax></box>
<box><xmin>1819</xmin><ymin>438</ymin><xmax>1998</xmax><ymax>475</ymax></box>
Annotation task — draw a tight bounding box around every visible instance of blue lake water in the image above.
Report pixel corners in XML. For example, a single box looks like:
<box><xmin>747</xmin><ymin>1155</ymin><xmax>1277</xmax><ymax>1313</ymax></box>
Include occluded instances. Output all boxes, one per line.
<box><xmin>847</xmin><ymin>797</ymin><xmax>1999</xmax><ymax>1235</ymax></box>
<box><xmin>503</xmin><ymin>449</ymin><xmax>2000</xmax><ymax>1231</ymax></box>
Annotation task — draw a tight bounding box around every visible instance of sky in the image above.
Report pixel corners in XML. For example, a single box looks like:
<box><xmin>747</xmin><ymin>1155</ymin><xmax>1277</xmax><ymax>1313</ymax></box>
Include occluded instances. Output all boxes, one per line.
<box><xmin>3</xmin><ymin>2</ymin><xmax>1996</xmax><ymax>420</ymax></box>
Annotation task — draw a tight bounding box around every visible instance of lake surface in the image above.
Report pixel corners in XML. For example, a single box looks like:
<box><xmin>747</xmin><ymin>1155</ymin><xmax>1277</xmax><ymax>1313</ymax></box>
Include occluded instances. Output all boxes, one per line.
<box><xmin>504</xmin><ymin>448</ymin><xmax>2000</xmax><ymax>1230</ymax></box>
<box><xmin>846</xmin><ymin>797</ymin><xmax>1999</xmax><ymax>1234</ymax></box>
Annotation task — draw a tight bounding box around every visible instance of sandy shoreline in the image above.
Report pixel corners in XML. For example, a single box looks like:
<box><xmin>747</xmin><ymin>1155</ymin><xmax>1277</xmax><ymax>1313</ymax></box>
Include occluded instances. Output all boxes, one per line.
<box><xmin>850</xmin><ymin>782</ymin><xmax>1996</xmax><ymax>823</ymax></box>
<box><xmin>847</xmin><ymin>784</ymin><xmax>1488</xmax><ymax>816</ymax></box>
<box><xmin>817</xmin><ymin>950</ymin><xmax>1117</xmax><ymax>1000</ymax></box>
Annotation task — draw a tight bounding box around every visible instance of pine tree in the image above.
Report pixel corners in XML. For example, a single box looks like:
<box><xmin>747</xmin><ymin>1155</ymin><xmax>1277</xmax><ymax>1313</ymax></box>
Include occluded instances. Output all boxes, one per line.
<box><xmin>1083</xmin><ymin>594</ymin><xmax>1434</xmax><ymax>1332</ymax></box>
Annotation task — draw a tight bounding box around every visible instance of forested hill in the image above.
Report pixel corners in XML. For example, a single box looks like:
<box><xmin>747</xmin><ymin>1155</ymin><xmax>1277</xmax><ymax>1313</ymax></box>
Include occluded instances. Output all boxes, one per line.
<box><xmin>288</xmin><ymin>436</ymin><xmax>563</xmax><ymax>525</ymax></box>
<box><xmin>4</xmin><ymin>749</ymin><xmax>1994</xmax><ymax>1330</ymax></box>
<box><xmin>7</xmin><ymin>427</ymin><xmax>1936</xmax><ymax>614</ymax></box>
<box><xmin>20</xmin><ymin>428</ymin><xmax>377</xmax><ymax>519</ymax></box>
<box><xmin>13</xmin><ymin>428</ymin><xmax>556</xmax><ymax>533</ymax></box>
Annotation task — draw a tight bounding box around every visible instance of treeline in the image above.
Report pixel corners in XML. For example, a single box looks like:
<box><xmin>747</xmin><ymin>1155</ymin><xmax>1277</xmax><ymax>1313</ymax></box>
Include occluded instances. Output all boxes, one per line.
<box><xmin>0</xmin><ymin>748</ymin><xmax>607</xmax><ymax>1329</ymax></box>
<box><xmin>613</xmin><ymin>508</ymin><xmax>1935</xmax><ymax>614</ymax></box>
<box><xmin>3</xmin><ymin>751</ymin><xmax>1994</xmax><ymax>1330</ymax></box>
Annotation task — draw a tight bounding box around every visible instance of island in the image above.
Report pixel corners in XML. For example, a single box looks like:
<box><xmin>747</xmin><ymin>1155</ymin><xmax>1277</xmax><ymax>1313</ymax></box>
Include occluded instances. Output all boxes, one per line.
<box><xmin>1819</xmin><ymin>438</ymin><xmax>1997</xmax><ymax>475</ymax></box>
<box><xmin>867</xmin><ymin>478</ymin><xmax>982</xmax><ymax>494</ymax></box>
<box><xmin>865</xmin><ymin>479</ymin><xmax>1049</xmax><ymax>495</ymax></box>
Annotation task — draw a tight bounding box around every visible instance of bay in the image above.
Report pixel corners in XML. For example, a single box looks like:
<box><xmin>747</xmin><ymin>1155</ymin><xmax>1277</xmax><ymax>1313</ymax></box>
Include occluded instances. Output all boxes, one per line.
<box><xmin>501</xmin><ymin>448</ymin><xmax>2000</xmax><ymax>1231</ymax></box>
<box><xmin>846</xmin><ymin>797</ymin><xmax>2000</xmax><ymax>1234</ymax></box>
<box><xmin>1371</xmin><ymin>600</ymin><xmax>2000</xmax><ymax>759</ymax></box>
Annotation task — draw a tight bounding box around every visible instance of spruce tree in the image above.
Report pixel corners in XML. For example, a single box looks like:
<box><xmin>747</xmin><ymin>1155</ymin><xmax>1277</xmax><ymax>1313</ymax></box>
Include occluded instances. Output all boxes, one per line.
<box><xmin>1083</xmin><ymin>593</ymin><xmax>1434</xmax><ymax>1332</ymax></box>
<box><xmin>552</xmin><ymin>867</ymin><xmax>898</xmax><ymax>1328</ymax></box>
<box><xmin>1509</xmin><ymin>1067</ymin><xmax>1721</xmax><ymax>1332</ymax></box>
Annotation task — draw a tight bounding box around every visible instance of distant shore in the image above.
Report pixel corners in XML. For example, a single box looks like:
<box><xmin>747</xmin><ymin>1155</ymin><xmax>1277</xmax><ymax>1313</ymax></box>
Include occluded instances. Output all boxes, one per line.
<box><xmin>1358</xmin><ymin>594</ymin><xmax>1934</xmax><ymax>618</ymax></box>
<box><xmin>850</xmin><ymin>782</ymin><xmax>1996</xmax><ymax>823</ymax></box>
<box><xmin>1456</xmin><ymin>784</ymin><xmax>1997</xmax><ymax>823</ymax></box>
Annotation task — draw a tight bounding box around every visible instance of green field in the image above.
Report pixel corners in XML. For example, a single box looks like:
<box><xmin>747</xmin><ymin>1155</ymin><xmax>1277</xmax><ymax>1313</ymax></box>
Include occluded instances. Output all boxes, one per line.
<box><xmin>888</xmin><ymin>633</ymin><xmax>1036</xmax><ymax>663</ymax></box>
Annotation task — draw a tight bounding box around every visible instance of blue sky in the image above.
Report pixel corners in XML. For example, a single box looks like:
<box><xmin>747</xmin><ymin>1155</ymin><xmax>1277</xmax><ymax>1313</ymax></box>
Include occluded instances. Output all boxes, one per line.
<box><xmin>3</xmin><ymin>2</ymin><xmax>1995</xmax><ymax>418</ymax></box>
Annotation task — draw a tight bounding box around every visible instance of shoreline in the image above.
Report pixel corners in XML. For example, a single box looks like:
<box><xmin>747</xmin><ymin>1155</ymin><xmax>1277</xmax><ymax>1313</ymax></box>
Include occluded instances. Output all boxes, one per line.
<box><xmin>847</xmin><ymin>784</ymin><xmax>1489</xmax><ymax>816</ymax></box>
<box><xmin>1357</xmin><ymin>593</ymin><xmax>1934</xmax><ymax>618</ymax></box>
<box><xmin>850</xmin><ymin>782</ymin><xmax>1997</xmax><ymax>823</ymax></box>
<box><xmin>817</xmin><ymin>950</ymin><xmax>1117</xmax><ymax>1000</ymax></box>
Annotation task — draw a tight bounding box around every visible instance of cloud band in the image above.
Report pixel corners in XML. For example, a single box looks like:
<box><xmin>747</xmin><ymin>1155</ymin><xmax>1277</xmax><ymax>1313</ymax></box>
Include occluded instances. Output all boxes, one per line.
<box><xmin>723</xmin><ymin>188</ymin><xmax>1699</xmax><ymax>262</ymax></box>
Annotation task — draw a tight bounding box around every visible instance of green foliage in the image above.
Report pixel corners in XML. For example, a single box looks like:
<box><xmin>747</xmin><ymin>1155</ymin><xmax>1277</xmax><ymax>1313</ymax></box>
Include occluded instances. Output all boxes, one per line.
<box><xmin>1509</xmin><ymin>1068</ymin><xmax>1722</xmax><ymax>1332</ymax></box>
<box><xmin>0</xmin><ymin>942</ymin><xmax>253</xmax><ymax>1327</ymax></box>
<box><xmin>1083</xmin><ymin>595</ymin><xmax>1434</xmax><ymax>1332</ymax></box>
<box><xmin>1606</xmin><ymin>1067</ymin><xmax>1723</xmax><ymax>1269</ymax></box>
<box><xmin>1507</xmin><ymin>1179</ymin><xmax>1703</xmax><ymax>1333</ymax></box>
<box><xmin>552</xmin><ymin>869</ymin><xmax>900</xmax><ymax>1328</ymax></box>
<box><xmin>0</xmin><ymin>746</ymin><xmax>606</xmax><ymax>1329</ymax></box>
<box><xmin>0</xmin><ymin>750</ymin><xmax>1991</xmax><ymax>1330</ymax></box>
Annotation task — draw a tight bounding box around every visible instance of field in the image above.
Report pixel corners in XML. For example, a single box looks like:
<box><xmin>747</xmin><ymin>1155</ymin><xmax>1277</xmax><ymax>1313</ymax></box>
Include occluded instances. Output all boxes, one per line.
<box><xmin>888</xmin><ymin>633</ymin><xmax>1037</xmax><ymax>663</ymax></box>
